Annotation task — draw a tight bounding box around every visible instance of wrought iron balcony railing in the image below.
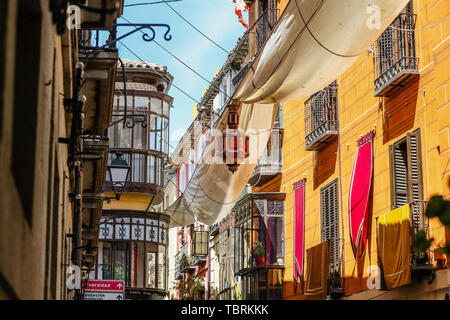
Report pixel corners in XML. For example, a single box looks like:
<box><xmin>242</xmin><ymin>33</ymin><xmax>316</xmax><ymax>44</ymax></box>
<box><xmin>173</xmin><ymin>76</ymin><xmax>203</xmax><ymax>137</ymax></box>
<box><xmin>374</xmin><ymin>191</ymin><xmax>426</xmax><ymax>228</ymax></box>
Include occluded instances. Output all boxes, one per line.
<box><xmin>373</xmin><ymin>2</ymin><xmax>419</xmax><ymax>96</ymax></box>
<box><xmin>209</xmin><ymin>223</ymin><xmax>219</xmax><ymax>236</ymax></box>
<box><xmin>192</xmin><ymin>255</ymin><xmax>207</xmax><ymax>266</ymax></box>
<box><xmin>305</xmin><ymin>83</ymin><xmax>338</xmax><ymax>151</ymax></box>
<box><xmin>248</xmin><ymin>128</ymin><xmax>283</xmax><ymax>186</ymax></box>
<box><xmin>78</xmin><ymin>29</ymin><xmax>118</xmax><ymax>53</ymax></box>
<box><xmin>248</xmin><ymin>8</ymin><xmax>278</xmax><ymax>59</ymax></box>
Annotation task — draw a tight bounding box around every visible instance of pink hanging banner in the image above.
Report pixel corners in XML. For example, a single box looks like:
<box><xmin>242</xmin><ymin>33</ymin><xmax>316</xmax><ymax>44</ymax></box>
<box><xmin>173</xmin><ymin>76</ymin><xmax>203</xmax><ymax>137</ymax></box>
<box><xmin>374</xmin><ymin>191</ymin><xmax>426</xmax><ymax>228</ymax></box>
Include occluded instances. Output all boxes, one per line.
<box><xmin>348</xmin><ymin>130</ymin><xmax>375</xmax><ymax>258</ymax></box>
<box><xmin>293</xmin><ymin>178</ymin><xmax>306</xmax><ymax>288</ymax></box>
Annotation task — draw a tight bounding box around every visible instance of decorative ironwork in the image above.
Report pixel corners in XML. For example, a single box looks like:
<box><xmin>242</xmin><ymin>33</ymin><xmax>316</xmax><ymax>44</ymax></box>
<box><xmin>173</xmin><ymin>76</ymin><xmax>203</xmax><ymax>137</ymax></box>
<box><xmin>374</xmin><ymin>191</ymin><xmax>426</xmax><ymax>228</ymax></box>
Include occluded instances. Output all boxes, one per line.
<box><xmin>248</xmin><ymin>8</ymin><xmax>278</xmax><ymax>58</ymax></box>
<box><xmin>113</xmin><ymin>23</ymin><xmax>172</xmax><ymax>44</ymax></box>
<box><xmin>118</xmin><ymin>220</ymin><xmax>127</xmax><ymax>239</ymax></box>
<box><xmin>79</xmin><ymin>23</ymin><xmax>172</xmax><ymax>52</ymax></box>
<box><xmin>107</xmin><ymin>113</ymin><xmax>147</xmax><ymax>130</ymax></box>
<box><xmin>133</xmin><ymin>221</ymin><xmax>142</xmax><ymax>240</ymax></box>
<box><xmin>373</xmin><ymin>2</ymin><xmax>419</xmax><ymax>96</ymax></box>
<box><xmin>267</xmin><ymin>200</ymin><xmax>283</xmax><ymax>216</ymax></box>
<box><xmin>304</xmin><ymin>82</ymin><xmax>338</xmax><ymax>151</ymax></box>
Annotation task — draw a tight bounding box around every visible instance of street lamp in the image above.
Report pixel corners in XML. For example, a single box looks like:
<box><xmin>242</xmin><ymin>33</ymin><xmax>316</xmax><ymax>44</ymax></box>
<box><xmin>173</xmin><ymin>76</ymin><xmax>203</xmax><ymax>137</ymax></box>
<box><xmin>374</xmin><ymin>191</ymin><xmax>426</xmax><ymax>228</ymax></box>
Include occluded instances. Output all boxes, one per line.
<box><xmin>105</xmin><ymin>152</ymin><xmax>130</xmax><ymax>202</ymax></box>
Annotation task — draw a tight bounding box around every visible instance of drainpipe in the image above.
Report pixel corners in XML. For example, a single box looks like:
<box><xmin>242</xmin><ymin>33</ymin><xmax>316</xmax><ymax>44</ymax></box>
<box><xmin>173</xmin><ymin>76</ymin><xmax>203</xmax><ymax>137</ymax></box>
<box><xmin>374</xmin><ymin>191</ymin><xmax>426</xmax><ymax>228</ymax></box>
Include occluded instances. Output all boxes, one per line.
<box><xmin>72</xmin><ymin>160</ymin><xmax>83</xmax><ymax>267</ymax></box>
<box><xmin>336</xmin><ymin>93</ymin><xmax>346</xmax><ymax>292</ymax></box>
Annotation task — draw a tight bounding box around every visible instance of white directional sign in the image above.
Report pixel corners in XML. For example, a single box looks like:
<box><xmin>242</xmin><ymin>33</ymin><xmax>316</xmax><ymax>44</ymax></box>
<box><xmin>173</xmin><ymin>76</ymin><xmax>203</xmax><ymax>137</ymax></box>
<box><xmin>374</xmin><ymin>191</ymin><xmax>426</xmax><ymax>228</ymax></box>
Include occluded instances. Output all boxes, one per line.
<box><xmin>84</xmin><ymin>292</ymin><xmax>124</xmax><ymax>300</ymax></box>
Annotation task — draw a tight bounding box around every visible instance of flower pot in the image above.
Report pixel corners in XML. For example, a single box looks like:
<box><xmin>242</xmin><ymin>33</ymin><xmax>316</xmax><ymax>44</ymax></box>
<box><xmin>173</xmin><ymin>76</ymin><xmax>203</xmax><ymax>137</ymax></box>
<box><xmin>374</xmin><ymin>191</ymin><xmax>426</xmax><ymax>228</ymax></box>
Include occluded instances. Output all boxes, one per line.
<box><xmin>255</xmin><ymin>256</ymin><xmax>265</xmax><ymax>266</ymax></box>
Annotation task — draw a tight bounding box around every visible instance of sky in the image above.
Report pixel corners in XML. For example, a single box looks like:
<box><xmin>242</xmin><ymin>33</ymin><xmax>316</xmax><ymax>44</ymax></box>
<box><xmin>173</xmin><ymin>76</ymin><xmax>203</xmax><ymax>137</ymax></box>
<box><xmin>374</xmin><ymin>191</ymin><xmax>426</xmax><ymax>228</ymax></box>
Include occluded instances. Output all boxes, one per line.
<box><xmin>114</xmin><ymin>0</ymin><xmax>249</xmax><ymax>150</ymax></box>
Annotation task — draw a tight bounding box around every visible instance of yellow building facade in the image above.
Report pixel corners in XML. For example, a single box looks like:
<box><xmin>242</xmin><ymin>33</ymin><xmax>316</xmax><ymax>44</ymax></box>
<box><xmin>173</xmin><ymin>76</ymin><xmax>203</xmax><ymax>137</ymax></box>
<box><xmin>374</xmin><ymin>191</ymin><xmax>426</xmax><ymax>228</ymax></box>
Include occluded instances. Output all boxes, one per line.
<box><xmin>274</xmin><ymin>0</ymin><xmax>450</xmax><ymax>299</ymax></box>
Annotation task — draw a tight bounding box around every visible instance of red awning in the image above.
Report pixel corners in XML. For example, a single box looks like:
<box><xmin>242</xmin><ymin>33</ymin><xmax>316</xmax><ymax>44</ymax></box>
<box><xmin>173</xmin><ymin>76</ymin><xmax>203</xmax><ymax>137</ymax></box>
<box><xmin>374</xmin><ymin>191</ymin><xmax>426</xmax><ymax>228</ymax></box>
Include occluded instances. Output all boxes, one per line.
<box><xmin>348</xmin><ymin>131</ymin><xmax>374</xmax><ymax>258</ymax></box>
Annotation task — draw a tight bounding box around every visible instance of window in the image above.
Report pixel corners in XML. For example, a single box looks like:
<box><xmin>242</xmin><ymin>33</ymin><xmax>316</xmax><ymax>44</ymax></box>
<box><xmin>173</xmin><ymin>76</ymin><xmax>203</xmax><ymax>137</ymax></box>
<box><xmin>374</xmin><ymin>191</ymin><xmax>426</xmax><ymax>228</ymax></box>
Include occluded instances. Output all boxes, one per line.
<box><xmin>147</xmin><ymin>252</ymin><xmax>156</xmax><ymax>288</ymax></box>
<box><xmin>98</xmin><ymin>214</ymin><xmax>169</xmax><ymax>291</ymax></box>
<box><xmin>117</xmin><ymin>113</ymin><xmax>132</xmax><ymax>148</ymax></box>
<box><xmin>133</xmin><ymin>120</ymin><xmax>147</xmax><ymax>149</ymax></box>
<box><xmin>320</xmin><ymin>179</ymin><xmax>340</xmax><ymax>276</ymax></box>
<box><xmin>131</xmin><ymin>153</ymin><xmax>145</xmax><ymax>183</ymax></box>
<box><xmin>193</xmin><ymin>231</ymin><xmax>208</xmax><ymax>256</ymax></box>
<box><xmin>163</xmin><ymin>100</ymin><xmax>170</xmax><ymax>117</ymax></box>
<box><xmin>102</xmin><ymin>242</ymin><xmax>112</xmax><ymax>279</ymax></box>
<box><xmin>118</xmin><ymin>95</ymin><xmax>133</xmax><ymax>110</ymax></box>
<box><xmin>114</xmin><ymin>242</ymin><xmax>130</xmax><ymax>286</ymax></box>
<box><xmin>151</xmin><ymin>97</ymin><xmax>162</xmax><ymax>115</ymax></box>
<box><xmin>390</xmin><ymin>129</ymin><xmax>424</xmax><ymax>230</ymax></box>
<box><xmin>158</xmin><ymin>245</ymin><xmax>166</xmax><ymax>289</ymax></box>
<box><xmin>162</xmin><ymin>118</ymin><xmax>169</xmax><ymax>154</ymax></box>
<box><xmin>134</xmin><ymin>96</ymin><xmax>148</xmax><ymax>110</ymax></box>
<box><xmin>234</xmin><ymin>196</ymin><xmax>285</xmax><ymax>272</ymax></box>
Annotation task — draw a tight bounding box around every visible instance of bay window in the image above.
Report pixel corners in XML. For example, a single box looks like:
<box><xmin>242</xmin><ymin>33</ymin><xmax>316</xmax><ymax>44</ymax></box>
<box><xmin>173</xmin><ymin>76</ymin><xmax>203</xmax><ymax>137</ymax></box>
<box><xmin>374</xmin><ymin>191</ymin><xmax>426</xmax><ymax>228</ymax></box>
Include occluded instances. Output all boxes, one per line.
<box><xmin>98</xmin><ymin>213</ymin><xmax>169</xmax><ymax>291</ymax></box>
<box><xmin>233</xmin><ymin>192</ymin><xmax>285</xmax><ymax>300</ymax></box>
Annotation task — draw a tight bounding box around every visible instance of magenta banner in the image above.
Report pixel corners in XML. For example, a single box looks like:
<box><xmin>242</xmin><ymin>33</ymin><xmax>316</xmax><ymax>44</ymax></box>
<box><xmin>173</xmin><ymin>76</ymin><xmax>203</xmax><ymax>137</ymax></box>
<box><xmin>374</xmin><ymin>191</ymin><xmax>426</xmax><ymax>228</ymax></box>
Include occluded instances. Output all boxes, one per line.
<box><xmin>348</xmin><ymin>131</ymin><xmax>374</xmax><ymax>258</ymax></box>
<box><xmin>293</xmin><ymin>178</ymin><xmax>306</xmax><ymax>287</ymax></box>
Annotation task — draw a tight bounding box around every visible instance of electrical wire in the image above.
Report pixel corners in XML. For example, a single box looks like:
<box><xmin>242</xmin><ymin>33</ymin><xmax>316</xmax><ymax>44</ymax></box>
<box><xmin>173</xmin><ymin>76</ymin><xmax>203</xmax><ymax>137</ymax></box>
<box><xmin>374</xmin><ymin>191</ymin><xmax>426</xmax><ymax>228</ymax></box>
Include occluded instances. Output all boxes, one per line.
<box><xmin>388</xmin><ymin>15</ymin><xmax>449</xmax><ymax>31</ymax></box>
<box><xmin>117</xmin><ymin>40</ymin><xmax>201</xmax><ymax>104</ymax></box>
<box><xmin>124</xmin><ymin>0</ymin><xmax>183</xmax><ymax>7</ymax></box>
<box><xmin>118</xmin><ymin>16</ymin><xmax>228</xmax><ymax>98</ymax></box>
<box><xmin>162</xmin><ymin>0</ymin><xmax>230</xmax><ymax>54</ymax></box>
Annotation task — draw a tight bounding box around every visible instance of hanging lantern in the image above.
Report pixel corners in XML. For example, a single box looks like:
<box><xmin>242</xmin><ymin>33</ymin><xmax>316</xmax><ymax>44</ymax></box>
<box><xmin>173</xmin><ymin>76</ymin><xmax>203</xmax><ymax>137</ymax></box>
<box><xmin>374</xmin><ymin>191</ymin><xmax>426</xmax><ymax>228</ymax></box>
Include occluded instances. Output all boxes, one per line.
<box><xmin>223</xmin><ymin>100</ymin><xmax>250</xmax><ymax>173</ymax></box>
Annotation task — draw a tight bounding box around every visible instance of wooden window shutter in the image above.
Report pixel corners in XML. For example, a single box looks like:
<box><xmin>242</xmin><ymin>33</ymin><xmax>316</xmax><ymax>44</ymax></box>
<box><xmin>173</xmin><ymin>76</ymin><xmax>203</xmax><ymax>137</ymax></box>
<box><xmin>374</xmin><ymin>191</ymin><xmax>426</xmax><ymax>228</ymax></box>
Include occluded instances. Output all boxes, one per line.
<box><xmin>320</xmin><ymin>179</ymin><xmax>339</xmax><ymax>275</ymax></box>
<box><xmin>406</xmin><ymin>129</ymin><xmax>424</xmax><ymax>230</ymax></box>
<box><xmin>390</xmin><ymin>138</ymin><xmax>408</xmax><ymax>209</ymax></box>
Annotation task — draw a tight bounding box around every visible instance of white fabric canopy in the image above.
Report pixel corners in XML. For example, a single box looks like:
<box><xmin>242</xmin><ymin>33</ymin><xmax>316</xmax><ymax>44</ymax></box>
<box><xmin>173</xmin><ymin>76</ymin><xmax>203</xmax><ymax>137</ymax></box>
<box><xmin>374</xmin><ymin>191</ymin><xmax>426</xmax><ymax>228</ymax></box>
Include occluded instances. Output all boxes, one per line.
<box><xmin>235</xmin><ymin>0</ymin><xmax>411</xmax><ymax>103</ymax></box>
<box><xmin>167</xmin><ymin>103</ymin><xmax>277</xmax><ymax>227</ymax></box>
<box><xmin>167</xmin><ymin>0</ymin><xmax>410</xmax><ymax>227</ymax></box>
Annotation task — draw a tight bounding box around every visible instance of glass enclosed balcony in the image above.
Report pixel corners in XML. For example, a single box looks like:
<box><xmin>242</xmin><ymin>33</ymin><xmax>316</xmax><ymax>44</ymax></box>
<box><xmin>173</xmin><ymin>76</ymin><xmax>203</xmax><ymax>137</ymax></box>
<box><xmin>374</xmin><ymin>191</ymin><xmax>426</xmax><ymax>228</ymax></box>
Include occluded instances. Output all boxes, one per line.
<box><xmin>96</xmin><ymin>211</ymin><xmax>169</xmax><ymax>296</ymax></box>
<box><xmin>105</xmin><ymin>92</ymin><xmax>171</xmax><ymax>201</ymax></box>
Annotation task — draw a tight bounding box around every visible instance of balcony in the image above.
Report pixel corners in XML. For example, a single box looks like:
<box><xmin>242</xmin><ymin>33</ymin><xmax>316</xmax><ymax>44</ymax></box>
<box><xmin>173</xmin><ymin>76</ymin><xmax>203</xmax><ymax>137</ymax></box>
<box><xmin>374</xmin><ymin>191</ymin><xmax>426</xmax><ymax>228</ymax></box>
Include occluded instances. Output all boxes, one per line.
<box><xmin>248</xmin><ymin>8</ymin><xmax>278</xmax><ymax>59</ymax></box>
<box><xmin>209</xmin><ymin>223</ymin><xmax>219</xmax><ymax>237</ymax></box>
<box><xmin>75</xmin><ymin>28</ymin><xmax>118</xmax><ymax>268</ymax></box>
<box><xmin>79</xmin><ymin>0</ymin><xmax>124</xmax><ymax>30</ymax></box>
<box><xmin>248</xmin><ymin>128</ymin><xmax>283</xmax><ymax>187</ymax></box>
<box><xmin>175</xmin><ymin>243</ymin><xmax>195</xmax><ymax>275</ymax></box>
<box><xmin>409</xmin><ymin>200</ymin><xmax>435</xmax><ymax>283</ymax></box>
<box><xmin>305</xmin><ymin>84</ymin><xmax>338</xmax><ymax>151</ymax></box>
<box><xmin>192</xmin><ymin>255</ymin><xmax>207</xmax><ymax>266</ymax></box>
<box><xmin>373</xmin><ymin>3</ymin><xmax>419</xmax><ymax>97</ymax></box>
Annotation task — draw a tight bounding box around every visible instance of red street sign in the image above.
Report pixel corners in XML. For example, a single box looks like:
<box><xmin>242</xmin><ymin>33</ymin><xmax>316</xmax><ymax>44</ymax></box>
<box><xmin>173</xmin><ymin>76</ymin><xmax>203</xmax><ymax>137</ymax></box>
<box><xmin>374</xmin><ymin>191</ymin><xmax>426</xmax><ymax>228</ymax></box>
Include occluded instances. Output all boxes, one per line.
<box><xmin>83</xmin><ymin>280</ymin><xmax>125</xmax><ymax>293</ymax></box>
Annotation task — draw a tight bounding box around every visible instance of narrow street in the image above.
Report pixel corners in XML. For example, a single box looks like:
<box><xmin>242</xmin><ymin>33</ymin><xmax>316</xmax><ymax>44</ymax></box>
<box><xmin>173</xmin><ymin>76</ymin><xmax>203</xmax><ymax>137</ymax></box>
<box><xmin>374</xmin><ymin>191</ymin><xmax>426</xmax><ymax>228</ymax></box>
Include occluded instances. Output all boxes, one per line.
<box><xmin>0</xmin><ymin>0</ymin><xmax>449</xmax><ymax>310</ymax></box>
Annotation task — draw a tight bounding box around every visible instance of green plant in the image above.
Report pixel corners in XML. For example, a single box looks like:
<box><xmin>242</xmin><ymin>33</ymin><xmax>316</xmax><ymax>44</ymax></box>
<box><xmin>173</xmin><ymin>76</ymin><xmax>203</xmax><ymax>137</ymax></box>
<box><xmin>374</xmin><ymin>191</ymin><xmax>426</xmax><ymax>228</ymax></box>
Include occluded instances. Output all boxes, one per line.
<box><xmin>175</xmin><ymin>274</ymin><xmax>204</xmax><ymax>300</ymax></box>
<box><xmin>425</xmin><ymin>195</ymin><xmax>450</xmax><ymax>255</ymax></box>
<box><xmin>252</xmin><ymin>242</ymin><xmax>265</xmax><ymax>257</ymax></box>
<box><xmin>412</xmin><ymin>230</ymin><xmax>434</xmax><ymax>254</ymax></box>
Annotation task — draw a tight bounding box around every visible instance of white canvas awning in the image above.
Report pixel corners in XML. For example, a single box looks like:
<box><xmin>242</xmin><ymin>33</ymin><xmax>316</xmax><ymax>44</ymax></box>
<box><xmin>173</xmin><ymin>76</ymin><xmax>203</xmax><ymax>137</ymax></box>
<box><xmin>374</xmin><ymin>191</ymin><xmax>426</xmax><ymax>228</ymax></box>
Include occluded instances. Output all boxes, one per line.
<box><xmin>235</xmin><ymin>0</ymin><xmax>411</xmax><ymax>103</ymax></box>
<box><xmin>167</xmin><ymin>103</ymin><xmax>277</xmax><ymax>227</ymax></box>
<box><xmin>167</xmin><ymin>0</ymin><xmax>411</xmax><ymax>227</ymax></box>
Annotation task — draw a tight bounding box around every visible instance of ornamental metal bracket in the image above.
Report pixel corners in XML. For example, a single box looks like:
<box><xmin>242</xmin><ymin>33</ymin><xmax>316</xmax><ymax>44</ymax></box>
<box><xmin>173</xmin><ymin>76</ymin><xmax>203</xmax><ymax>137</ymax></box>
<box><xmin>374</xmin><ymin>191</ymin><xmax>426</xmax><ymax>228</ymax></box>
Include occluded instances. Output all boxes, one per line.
<box><xmin>103</xmin><ymin>193</ymin><xmax>121</xmax><ymax>204</ymax></box>
<box><xmin>105</xmin><ymin>113</ymin><xmax>147</xmax><ymax>132</ymax></box>
<box><xmin>106</xmin><ymin>23</ymin><xmax>172</xmax><ymax>48</ymax></box>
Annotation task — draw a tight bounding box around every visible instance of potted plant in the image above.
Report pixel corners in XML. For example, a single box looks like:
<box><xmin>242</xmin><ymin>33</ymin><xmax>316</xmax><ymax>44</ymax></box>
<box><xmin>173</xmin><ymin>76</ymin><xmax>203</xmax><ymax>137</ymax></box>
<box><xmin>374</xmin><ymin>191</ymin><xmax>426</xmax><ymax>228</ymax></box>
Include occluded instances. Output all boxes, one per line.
<box><xmin>252</xmin><ymin>242</ymin><xmax>265</xmax><ymax>266</ymax></box>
